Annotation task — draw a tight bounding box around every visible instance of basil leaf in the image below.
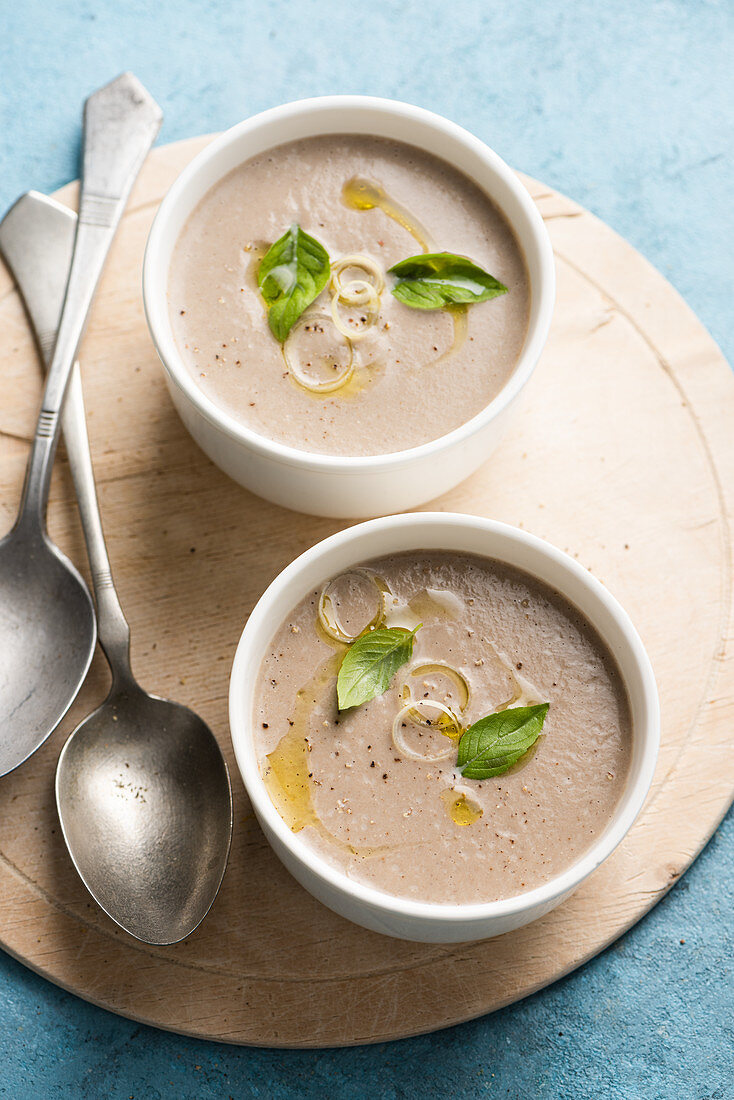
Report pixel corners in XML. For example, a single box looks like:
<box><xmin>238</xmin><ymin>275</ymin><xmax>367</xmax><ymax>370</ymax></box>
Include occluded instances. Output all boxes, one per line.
<box><xmin>337</xmin><ymin>625</ymin><xmax>420</xmax><ymax>711</ymax></box>
<box><xmin>457</xmin><ymin>703</ymin><xmax>549</xmax><ymax>780</ymax></box>
<box><xmin>388</xmin><ymin>252</ymin><xmax>508</xmax><ymax>310</ymax></box>
<box><xmin>258</xmin><ymin>224</ymin><xmax>330</xmax><ymax>341</ymax></box>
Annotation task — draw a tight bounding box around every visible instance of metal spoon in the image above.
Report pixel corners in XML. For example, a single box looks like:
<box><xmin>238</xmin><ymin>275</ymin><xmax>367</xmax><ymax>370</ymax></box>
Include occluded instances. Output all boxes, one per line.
<box><xmin>0</xmin><ymin>192</ymin><xmax>233</xmax><ymax>945</ymax></box>
<box><xmin>0</xmin><ymin>73</ymin><xmax>161</xmax><ymax>776</ymax></box>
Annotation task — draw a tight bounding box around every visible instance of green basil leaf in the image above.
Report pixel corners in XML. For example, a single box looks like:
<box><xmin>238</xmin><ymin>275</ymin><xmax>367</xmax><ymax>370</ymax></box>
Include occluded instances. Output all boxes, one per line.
<box><xmin>388</xmin><ymin>252</ymin><xmax>508</xmax><ymax>310</ymax></box>
<box><xmin>457</xmin><ymin>703</ymin><xmax>549</xmax><ymax>780</ymax></box>
<box><xmin>337</xmin><ymin>625</ymin><xmax>420</xmax><ymax>711</ymax></box>
<box><xmin>258</xmin><ymin>224</ymin><xmax>330</xmax><ymax>341</ymax></box>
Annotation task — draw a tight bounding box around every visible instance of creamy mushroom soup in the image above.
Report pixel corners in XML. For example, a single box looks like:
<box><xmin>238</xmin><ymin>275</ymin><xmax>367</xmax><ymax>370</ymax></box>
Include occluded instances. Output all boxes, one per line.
<box><xmin>253</xmin><ymin>552</ymin><xmax>632</xmax><ymax>904</ymax></box>
<box><xmin>169</xmin><ymin>135</ymin><xmax>530</xmax><ymax>457</ymax></box>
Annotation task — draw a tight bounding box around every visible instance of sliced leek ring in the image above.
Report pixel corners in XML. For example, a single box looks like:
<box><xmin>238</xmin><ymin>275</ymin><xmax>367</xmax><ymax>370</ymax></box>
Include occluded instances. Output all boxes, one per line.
<box><xmin>317</xmin><ymin>570</ymin><xmax>388</xmax><ymax>643</ymax></box>
<box><xmin>330</xmin><ymin>253</ymin><xmax>385</xmax><ymax>298</ymax></box>
<box><xmin>283</xmin><ymin>312</ymin><xmax>354</xmax><ymax>393</ymax></box>
<box><xmin>391</xmin><ymin>699</ymin><xmax>461</xmax><ymax>764</ymax></box>
<box><xmin>330</xmin><ymin>280</ymin><xmax>381</xmax><ymax>342</ymax></box>
<box><xmin>400</xmin><ymin>662</ymin><xmax>471</xmax><ymax>716</ymax></box>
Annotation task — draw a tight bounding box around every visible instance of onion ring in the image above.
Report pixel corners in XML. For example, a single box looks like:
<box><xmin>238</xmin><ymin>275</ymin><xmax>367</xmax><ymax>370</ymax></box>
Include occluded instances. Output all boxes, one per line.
<box><xmin>440</xmin><ymin>786</ymin><xmax>484</xmax><ymax>825</ymax></box>
<box><xmin>330</xmin><ymin>253</ymin><xmax>385</xmax><ymax>298</ymax></box>
<box><xmin>335</xmin><ymin>278</ymin><xmax>375</xmax><ymax>307</ymax></box>
<box><xmin>400</xmin><ymin>662</ymin><xmax>471</xmax><ymax>715</ymax></box>
<box><xmin>391</xmin><ymin>699</ymin><xmax>461</xmax><ymax>764</ymax></box>
<box><xmin>330</xmin><ymin>281</ymin><xmax>380</xmax><ymax>342</ymax></box>
<box><xmin>283</xmin><ymin>313</ymin><xmax>354</xmax><ymax>393</ymax></box>
<box><xmin>317</xmin><ymin>570</ymin><xmax>388</xmax><ymax>643</ymax></box>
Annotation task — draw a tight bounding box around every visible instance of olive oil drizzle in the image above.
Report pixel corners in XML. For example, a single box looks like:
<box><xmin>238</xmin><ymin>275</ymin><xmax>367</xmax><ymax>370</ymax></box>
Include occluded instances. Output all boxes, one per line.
<box><xmin>435</xmin><ymin>304</ymin><xmax>468</xmax><ymax>364</ymax></box>
<box><xmin>263</xmin><ymin>637</ymin><xmax>397</xmax><ymax>858</ymax></box>
<box><xmin>341</xmin><ymin>176</ymin><xmax>467</xmax><ymax>360</ymax></box>
<box><xmin>342</xmin><ymin>176</ymin><xmax>436</xmax><ymax>253</ymax></box>
<box><xmin>264</xmin><ymin>651</ymin><xmax>342</xmax><ymax>835</ymax></box>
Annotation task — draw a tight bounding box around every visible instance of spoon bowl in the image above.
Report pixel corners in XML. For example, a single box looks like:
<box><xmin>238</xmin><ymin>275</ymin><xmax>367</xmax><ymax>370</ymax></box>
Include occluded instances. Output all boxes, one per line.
<box><xmin>0</xmin><ymin>527</ymin><xmax>95</xmax><ymax>775</ymax></box>
<box><xmin>56</xmin><ymin>685</ymin><xmax>232</xmax><ymax>944</ymax></box>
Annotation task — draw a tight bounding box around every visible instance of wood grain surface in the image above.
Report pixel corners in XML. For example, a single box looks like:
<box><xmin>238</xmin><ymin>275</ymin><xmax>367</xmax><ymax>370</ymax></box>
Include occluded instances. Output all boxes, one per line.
<box><xmin>0</xmin><ymin>137</ymin><xmax>732</xmax><ymax>1047</ymax></box>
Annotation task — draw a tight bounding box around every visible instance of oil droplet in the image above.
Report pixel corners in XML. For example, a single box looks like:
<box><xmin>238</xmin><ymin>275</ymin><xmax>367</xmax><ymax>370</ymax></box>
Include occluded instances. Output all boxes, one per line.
<box><xmin>342</xmin><ymin>176</ymin><xmax>436</xmax><ymax>253</ymax></box>
<box><xmin>441</xmin><ymin>788</ymin><xmax>483</xmax><ymax>826</ymax></box>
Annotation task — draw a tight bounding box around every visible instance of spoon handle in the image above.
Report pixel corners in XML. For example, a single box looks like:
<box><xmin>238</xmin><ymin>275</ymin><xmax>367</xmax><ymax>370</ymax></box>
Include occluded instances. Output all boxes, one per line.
<box><xmin>0</xmin><ymin>192</ymin><xmax>138</xmax><ymax>685</ymax></box>
<box><xmin>17</xmin><ymin>73</ymin><xmax>161</xmax><ymax>535</ymax></box>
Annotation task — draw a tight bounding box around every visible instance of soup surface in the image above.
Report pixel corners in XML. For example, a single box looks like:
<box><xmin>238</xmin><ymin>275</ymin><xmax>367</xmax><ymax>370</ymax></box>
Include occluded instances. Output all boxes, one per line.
<box><xmin>253</xmin><ymin>552</ymin><xmax>632</xmax><ymax>904</ymax></box>
<box><xmin>169</xmin><ymin>135</ymin><xmax>530</xmax><ymax>456</ymax></box>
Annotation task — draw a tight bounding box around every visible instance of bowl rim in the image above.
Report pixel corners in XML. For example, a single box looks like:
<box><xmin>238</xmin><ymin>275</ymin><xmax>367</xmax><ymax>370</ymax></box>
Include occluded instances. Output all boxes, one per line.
<box><xmin>229</xmin><ymin>512</ymin><xmax>661</xmax><ymax>928</ymax></box>
<box><xmin>143</xmin><ymin>94</ymin><xmax>555</xmax><ymax>473</ymax></box>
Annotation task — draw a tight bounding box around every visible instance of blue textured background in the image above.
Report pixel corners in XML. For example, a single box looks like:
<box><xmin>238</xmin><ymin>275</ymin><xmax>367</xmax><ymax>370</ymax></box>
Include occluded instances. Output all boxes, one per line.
<box><xmin>1</xmin><ymin>1</ymin><xmax>732</xmax><ymax>1096</ymax></box>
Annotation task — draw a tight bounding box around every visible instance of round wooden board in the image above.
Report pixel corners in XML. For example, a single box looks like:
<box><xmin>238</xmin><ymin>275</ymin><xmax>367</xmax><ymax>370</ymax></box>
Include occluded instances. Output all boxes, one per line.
<box><xmin>0</xmin><ymin>136</ymin><xmax>732</xmax><ymax>1049</ymax></box>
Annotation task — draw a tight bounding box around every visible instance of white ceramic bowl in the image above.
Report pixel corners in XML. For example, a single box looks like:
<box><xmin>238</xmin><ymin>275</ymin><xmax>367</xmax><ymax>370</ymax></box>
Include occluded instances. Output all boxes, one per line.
<box><xmin>143</xmin><ymin>97</ymin><xmax>555</xmax><ymax>518</ymax></box>
<box><xmin>229</xmin><ymin>513</ymin><xmax>660</xmax><ymax>943</ymax></box>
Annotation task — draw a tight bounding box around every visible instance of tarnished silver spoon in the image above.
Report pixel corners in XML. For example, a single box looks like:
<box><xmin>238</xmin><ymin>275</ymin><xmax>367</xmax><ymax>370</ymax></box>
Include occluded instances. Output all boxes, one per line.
<box><xmin>0</xmin><ymin>191</ymin><xmax>233</xmax><ymax>945</ymax></box>
<box><xmin>0</xmin><ymin>73</ymin><xmax>161</xmax><ymax>776</ymax></box>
